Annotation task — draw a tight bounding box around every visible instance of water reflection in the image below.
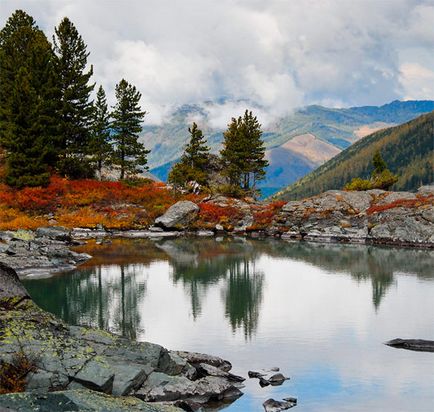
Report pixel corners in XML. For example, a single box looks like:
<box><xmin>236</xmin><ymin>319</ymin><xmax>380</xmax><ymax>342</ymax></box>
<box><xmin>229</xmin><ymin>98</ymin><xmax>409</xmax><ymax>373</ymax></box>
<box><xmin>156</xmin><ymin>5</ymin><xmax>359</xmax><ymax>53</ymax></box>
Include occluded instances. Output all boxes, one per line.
<box><xmin>23</xmin><ymin>238</ymin><xmax>434</xmax><ymax>340</ymax></box>
<box><xmin>22</xmin><ymin>239</ymin><xmax>434</xmax><ymax>411</ymax></box>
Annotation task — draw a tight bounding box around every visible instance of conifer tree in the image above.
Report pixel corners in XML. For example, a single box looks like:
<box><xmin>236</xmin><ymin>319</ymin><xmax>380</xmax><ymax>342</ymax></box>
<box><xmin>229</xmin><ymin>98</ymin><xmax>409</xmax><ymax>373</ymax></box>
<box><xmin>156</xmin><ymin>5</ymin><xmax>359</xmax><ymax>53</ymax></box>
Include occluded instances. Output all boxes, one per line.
<box><xmin>220</xmin><ymin>110</ymin><xmax>268</xmax><ymax>195</ymax></box>
<box><xmin>111</xmin><ymin>79</ymin><xmax>149</xmax><ymax>179</ymax></box>
<box><xmin>90</xmin><ymin>85</ymin><xmax>112</xmax><ymax>179</ymax></box>
<box><xmin>372</xmin><ymin>150</ymin><xmax>387</xmax><ymax>175</ymax></box>
<box><xmin>0</xmin><ymin>10</ymin><xmax>58</xmax><ymax>187</ymax></box>
<box><xmin>168</xmin><ymin>122</ymin><xmax>210</xmax><ymax>188</ymax></box>
<box><xmin>53</xmin><ymin>17</ymin><xmax>95</xmax><ymax>177</ymax></box>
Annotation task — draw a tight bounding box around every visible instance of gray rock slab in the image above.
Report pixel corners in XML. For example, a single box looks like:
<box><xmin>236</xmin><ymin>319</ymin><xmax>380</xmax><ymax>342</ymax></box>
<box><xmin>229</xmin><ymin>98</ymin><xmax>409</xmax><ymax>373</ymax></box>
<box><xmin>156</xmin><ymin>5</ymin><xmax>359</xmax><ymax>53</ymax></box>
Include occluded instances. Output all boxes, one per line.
<box><xmin>72</xmin><ymin>359</ymin><xmax>115</xmax><ymax>393</ymax></box>
<box><xmin>155</xmin><ymin>201</ymin><xmax>199</xmax><ymax>230</ymax></box>
<box><xmin>174</xmin><ymin>351</ymin><xmax>232</xmax><ymax>372</ymax></box>
<box><xmin>0</xmin><ymin>389</ymin><xmax>182</xmax><ymax>411</ymax></box>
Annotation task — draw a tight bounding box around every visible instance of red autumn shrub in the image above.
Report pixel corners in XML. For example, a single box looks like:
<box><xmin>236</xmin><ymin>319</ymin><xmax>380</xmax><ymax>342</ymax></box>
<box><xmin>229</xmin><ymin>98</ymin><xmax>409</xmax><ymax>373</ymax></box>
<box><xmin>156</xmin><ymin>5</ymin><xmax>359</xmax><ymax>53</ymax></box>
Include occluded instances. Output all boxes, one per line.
<box><xmin>367</xmin><ymin>194</ymin><xmax>433</xmax><ymax>215</ymax></box>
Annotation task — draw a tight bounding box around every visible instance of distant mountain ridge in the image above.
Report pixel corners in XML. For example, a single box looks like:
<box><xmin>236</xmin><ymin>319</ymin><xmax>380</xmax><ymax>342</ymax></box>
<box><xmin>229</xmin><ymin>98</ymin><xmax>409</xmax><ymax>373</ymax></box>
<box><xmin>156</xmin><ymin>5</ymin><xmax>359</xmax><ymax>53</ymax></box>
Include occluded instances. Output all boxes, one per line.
<box><xmin>142</xmin><ymin>100</ymin><xmax>434</xmax><ymax>195</ymax></box>
<box><xmin>274</xmin><ymin>111</ymin><xmax>434</xmax><ymax>201</ymax></box>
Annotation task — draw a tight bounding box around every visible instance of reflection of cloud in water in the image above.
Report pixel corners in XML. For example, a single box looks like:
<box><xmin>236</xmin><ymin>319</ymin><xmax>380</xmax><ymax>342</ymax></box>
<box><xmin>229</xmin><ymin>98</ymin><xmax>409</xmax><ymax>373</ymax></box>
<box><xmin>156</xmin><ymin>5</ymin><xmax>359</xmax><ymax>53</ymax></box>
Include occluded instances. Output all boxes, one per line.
<box><xmin>23</xmin><ymin>239</ymin><xmax>434</xmax><ymax>412</ymax></box>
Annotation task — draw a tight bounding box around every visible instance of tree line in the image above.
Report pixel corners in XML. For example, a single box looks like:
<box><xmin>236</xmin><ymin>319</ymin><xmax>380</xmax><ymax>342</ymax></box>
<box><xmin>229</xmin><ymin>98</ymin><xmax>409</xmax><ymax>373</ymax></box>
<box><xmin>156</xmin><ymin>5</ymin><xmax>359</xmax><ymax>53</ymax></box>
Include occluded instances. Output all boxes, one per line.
<box><xmin>0</xmin><ymin>10</ymin><xmax>148</xmax><ymax>187</ymax></box>
<box><xmin>0</xmin><ymin>9</ymin><xmax>269</xmax><ymax>196</ymax></box>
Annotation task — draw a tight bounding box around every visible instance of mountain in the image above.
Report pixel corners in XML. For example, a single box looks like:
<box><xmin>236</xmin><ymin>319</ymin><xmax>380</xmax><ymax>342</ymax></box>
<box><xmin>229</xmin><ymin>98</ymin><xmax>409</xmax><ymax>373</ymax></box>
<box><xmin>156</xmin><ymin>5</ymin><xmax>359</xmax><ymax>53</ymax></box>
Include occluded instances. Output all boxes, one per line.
<box><xmin>274</xmin><ymin>111</ymin><xmax>434</xmax><ymax>201</ymax></box>
<box><xmin>142</xmin><ymin>100</ymin><xmax>434</xmax><ymax>196</ymax></box>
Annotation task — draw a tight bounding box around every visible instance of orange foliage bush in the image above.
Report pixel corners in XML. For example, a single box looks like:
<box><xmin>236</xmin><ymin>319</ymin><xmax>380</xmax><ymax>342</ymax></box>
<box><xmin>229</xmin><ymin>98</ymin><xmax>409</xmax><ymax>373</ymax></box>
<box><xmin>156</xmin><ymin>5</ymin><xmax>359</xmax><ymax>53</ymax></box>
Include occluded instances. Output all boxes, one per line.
<box><xmin>0</xmin><ymin>351</ymin><xmax>37</xmax><ymax>394</ymax></box>
<box><xmin>367</xmin><ymin>194</ymin><xmax>433</xmax><ymax>215</ymax></box>
<box><xmin>197</xmin><ymin>202</ymin><xmax>243</xmax><ymax>226</ymax></box>
<box><xmin>0</xmin><ymin>208</ymin><xmax>47</xmax><ymax>230</ymax></box>
<box><xmin>249</xmin><ymin>201</ymin><xmax>286</xmax><ymax>230</ymax></box>
<box><xmin>0</xmin><ymin>176</ymin><xmax>184</xmax><ymax>230</ymax></box>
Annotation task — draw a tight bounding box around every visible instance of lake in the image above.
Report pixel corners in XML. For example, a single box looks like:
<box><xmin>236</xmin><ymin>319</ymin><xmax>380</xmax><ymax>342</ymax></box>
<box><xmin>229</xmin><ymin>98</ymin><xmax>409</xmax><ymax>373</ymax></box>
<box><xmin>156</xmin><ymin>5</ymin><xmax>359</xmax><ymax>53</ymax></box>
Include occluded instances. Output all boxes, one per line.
<box><xmin>23</xmin><ymin>238</ymin><xmax>434</xmax><ymax>411</ymax></box>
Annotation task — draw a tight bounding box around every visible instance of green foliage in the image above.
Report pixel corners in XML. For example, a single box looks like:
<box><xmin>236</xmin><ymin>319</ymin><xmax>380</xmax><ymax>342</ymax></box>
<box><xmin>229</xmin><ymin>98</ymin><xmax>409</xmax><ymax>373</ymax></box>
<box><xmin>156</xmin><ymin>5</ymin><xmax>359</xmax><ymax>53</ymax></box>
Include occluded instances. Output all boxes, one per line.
<box><xmin>168</xmin><ymin>122</ymin><xmax>210</xmax><ymax>188</ymax></box>
<box><xmin>344</xmin><ymin>177</ymin><xmax>372</xmax><ymax>191</ymax></box>
<box><xmin>344</xmin><ymin>151</ymin><xmax>398</xmax><ymax>191</ymax></box>
<box><xmin>53</xmin><ymin>17</ymin><xmax>95</xmax><ymax>177</ymax></box>
<box><xmin>0</xmin><ymin>10</ymin><xmax>57</xmax><ymax>187</ymax></box>
<box><xmin>89</xmin><ymin>86</ymin><xmax>113</xmax><ymax>179</ymax></box>
<box><xmin>220</xmin><ymin>110</ymin><xmax>268</xmax><ymax>196</ymax></box>
<box><xmin>111</xmin><ymin>79</ymin><xmax>149</xmax><ymax>179</ymax></box>
<box><xmin>277</xmin><ymin>112</ymin><xmax>434</xmax><ymax>200</ymax></box>
<box><xmin>372</xmin><ymin>150</ymin><xmax>386</xmax><ymax>175</ymax></box>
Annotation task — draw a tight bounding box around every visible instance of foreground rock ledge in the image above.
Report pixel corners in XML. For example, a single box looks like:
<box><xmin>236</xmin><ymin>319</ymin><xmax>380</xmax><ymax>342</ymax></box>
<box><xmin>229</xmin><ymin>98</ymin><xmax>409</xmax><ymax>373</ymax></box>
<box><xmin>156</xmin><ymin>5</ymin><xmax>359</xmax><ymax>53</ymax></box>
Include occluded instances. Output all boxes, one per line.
<box><xmin>0</xmin><ymin>263</ymin><xmax>243</xmax><ymax>411</ymax></box>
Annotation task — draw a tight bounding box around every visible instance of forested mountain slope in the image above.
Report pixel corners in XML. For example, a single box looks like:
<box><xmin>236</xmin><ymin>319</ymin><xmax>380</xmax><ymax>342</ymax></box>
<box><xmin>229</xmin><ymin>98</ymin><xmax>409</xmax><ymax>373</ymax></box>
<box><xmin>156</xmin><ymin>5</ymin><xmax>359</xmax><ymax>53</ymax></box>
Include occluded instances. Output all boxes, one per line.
<box><xmin>274</xmin><ymin>111</ymin><xmax>434</xmax><ymax>200</ymax></box>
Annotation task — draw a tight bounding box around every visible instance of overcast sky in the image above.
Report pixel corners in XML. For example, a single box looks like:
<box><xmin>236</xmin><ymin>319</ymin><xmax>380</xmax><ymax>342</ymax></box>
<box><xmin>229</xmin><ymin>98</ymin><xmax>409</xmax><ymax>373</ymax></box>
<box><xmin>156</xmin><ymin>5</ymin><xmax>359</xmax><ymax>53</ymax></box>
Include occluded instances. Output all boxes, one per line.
<box><xmin>1</xmin><ymin>0</ymin><xmax>433</xmax><ymax>125</ymax></box>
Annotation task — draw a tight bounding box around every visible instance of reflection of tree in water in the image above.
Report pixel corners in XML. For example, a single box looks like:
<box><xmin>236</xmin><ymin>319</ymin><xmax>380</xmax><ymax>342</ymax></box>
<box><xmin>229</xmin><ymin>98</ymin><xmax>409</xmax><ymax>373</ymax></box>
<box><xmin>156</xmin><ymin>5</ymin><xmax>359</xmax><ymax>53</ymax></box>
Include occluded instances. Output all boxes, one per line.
<box><xmin>24</xmin><ymin>263</ymin><xmax>146</xmax><ymax>339</ymax></box>
<box><xmin>223</xmin><ymin>258</ymin><xmax>264</xmax><ymax>338</ymax></box>
<box><xmin>161</xmin><ymin>239</ymin><xmax>264</xmax><ymax>337</ymax></box>
<box><xmin>256</xmin><ymin>240</ymin><xmax>434</xmax><ymax>309</ymax></box>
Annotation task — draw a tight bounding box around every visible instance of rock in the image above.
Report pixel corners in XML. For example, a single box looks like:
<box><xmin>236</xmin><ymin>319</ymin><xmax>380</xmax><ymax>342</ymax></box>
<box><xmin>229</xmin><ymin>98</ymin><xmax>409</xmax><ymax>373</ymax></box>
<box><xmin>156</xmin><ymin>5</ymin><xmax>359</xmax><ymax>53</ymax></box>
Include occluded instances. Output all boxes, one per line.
<box><xmin>136</xmin><ymin>372</ymin><xmax>242</xmax><ymax>404</ymax></box>
<box><xmin>196</xmin><ymin>363</ymin><xmax>245</xmax><ymax>383</ymax></box>
<box><xmin>196</xmin><ymin>230</ymin><xmax>214</xmax><ymax>237</ymax></box>
<box><xmin>174</xmin><ymin>351</ymin><xmax>232</xmax><ymax>372</ymax></box>
<box><xmin>248</xmin><ymin>371</ymin><xmax>265</xmax><ymax>378</ymax></box>
<box><xmin>268</xmin><ymin>373</ymin><xmax>289</xmax><ymax>386</ymax></box>
<box><xmin>109</xmin><ymin>361</ymin><xmax>151</xmax><ymax>396</ymax></box>
<box><xmin>72</xmin><ymin>359</ymin><xmax>115</xmax><ymax>393</ymax></box>
<box><xmin>215</xmin><ymin>224</ymin><xmax>224</xmax><ymax>231</ymax></box>
<box><xmin>259</xmin><ymin>377</ymin><xmax>270</xmax><ymax>387</ymax></box>
<box><xmin>159</xmin><ymin>351</ymin><xmax>190</xmax><ymax>376</ymax></box>
<box><xmin>0</xmin><ymin>262</ymin><xmax>30</xmax><ymax>307</ymax></box>
<box><xmin>418</xmin><ymin>185</ymin><xmax>434</xmax><ymax>194</ymax></box>
<box><xmin>155</xmin><ymin>201</ymin><xmax>199</xmax><ymax>230</ymax></box>
<box><xmin>385</xmin><ymin>338</ymin><xmax>434</xmax><ymax>352</ymax></box>
<box><xmin>36</xmin><ymin>226</ymin><xmax>71</xmax><ymax>241</ymax></box>
<box><xmin>263</xmin><ymin>397</ymin><xmax>297</xmax><ymax>411</ymax></box>
<box><xmin>0</xmin><ymin>389</ymin><xmax>182</xmax><ymax>411</ymax></box>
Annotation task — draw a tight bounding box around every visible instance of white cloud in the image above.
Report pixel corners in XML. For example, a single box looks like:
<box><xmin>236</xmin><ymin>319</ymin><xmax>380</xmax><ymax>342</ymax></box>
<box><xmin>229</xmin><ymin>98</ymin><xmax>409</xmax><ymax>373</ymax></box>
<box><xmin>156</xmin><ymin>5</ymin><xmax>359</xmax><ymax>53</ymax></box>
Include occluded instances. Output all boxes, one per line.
<box><xmin>1</xmin><ymin>0</ymin><xmax>433</xmax><ymax>124</ymax></box>
<box><xmin>399</xmin><ymin>62</ymin><xmax>434</xmax><ymax>100</ymax></box>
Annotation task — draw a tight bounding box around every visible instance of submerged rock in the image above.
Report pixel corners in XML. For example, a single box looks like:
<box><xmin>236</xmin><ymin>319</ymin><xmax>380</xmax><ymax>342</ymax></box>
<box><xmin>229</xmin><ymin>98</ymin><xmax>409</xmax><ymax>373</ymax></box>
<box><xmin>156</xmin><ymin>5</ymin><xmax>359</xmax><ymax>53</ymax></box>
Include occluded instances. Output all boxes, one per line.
<box><xmin>263</xmin><ymin>397</ymin><xmax>297</xmax><ymax>411</ymax></box>
<box><xmin>385</xmin><ymin>338</ymin><xmax>434</xmax><ymax>352</ymax></box>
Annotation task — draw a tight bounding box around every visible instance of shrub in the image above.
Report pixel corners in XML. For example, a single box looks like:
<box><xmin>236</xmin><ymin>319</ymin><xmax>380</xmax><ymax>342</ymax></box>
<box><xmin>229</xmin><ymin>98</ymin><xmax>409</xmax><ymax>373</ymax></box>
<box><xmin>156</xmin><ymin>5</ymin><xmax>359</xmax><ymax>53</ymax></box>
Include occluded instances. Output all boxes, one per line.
<box><xmin>344</xmin><ymin>177</ymin><xmax>373</xmax><ymax>191</ymax></box>
<box><xmin>0</xmin><ymin>351</ymin><xmax>37</xmax><ymax>394</ymax></box>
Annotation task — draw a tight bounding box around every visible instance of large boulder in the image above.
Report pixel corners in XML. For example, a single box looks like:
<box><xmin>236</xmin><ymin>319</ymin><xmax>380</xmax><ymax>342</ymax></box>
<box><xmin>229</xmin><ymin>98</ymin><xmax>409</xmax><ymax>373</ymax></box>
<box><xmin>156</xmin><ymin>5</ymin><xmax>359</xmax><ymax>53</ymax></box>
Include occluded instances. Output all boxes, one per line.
<box><xmin>155</xmin><ymin>201</ymin><xmax>199</xmax><ymax>230</ymax></box>
<box><xmin>0</xmin><ymin>262</ymin><xmax>30</xmax><ymax>307</ymax></box>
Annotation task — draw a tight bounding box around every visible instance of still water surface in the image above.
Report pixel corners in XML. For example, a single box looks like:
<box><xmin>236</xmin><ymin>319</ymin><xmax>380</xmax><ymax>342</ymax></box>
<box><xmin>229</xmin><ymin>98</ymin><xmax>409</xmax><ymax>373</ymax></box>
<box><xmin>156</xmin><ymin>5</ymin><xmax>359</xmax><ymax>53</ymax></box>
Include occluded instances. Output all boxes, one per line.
<box><xmin>23</xmin><ymin>238</ymin><xmax>434</xmax><ymax>411</ymax></box>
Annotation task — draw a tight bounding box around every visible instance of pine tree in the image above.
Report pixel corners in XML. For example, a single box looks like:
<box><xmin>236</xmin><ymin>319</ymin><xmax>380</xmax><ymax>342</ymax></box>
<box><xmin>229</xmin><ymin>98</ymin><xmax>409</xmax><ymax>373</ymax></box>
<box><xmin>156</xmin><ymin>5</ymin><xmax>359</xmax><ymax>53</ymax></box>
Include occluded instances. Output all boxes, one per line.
<box><xmin>53</xmin><ymin>17</ymin><xmax>95</xmax><ymax>178</ymax></box>
<box><xmin>111</xmin><ymin>79</ymin><xmax>149</xmax><ymax>179</ymax></box>
<box><xmin>168</xmin><ymin>122</ymin><xmax>210</xmax><ymax>188</ymax></box>
<box><xmin>0</xmin><ymin>10</ymin><xmax>58</xmax><ymax>187</ymax></box>
<box><xmin>372</xmin><ymin>150</ymin><xmax>387</xmax><ymax>176</ymax></box>
<box><xmin>89</xmin><ymin>85</ymin><xmax>112</xmax><ymax>179</ymax></box>
<box><xmin>220</xmin><ymin>110</ymin><xmax>268</xmax><ymax>195</ymax></box>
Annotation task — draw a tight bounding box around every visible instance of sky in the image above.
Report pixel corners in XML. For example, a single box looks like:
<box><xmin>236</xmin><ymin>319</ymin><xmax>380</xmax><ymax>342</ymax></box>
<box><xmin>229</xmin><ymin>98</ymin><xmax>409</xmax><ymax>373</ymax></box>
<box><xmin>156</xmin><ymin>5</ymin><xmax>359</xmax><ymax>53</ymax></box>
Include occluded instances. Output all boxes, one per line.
<box><xmin>1</xmin><ymin>0</ymin><xmax>434</xmax><ymax>125</ymax></box>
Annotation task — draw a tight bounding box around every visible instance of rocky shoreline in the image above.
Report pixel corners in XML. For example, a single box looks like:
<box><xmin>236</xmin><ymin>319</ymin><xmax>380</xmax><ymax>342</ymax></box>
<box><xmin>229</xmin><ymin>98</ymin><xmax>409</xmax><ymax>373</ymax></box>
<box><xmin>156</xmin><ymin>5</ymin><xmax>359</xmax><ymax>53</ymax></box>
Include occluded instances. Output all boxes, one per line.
<box><xmin>0</xmin><ymin>187</ymin><xmax>433</xmax><ymax>411</ymax></box>
<box><xmin>1</xmin><ymin>187</ymin><xmax>432</xmax><ymax>278</ymax></box>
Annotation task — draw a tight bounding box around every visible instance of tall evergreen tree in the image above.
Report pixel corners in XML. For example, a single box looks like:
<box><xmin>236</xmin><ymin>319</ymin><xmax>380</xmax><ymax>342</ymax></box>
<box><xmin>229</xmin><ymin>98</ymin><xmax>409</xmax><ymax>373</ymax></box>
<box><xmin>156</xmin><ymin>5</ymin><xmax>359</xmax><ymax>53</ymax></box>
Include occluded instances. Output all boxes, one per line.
<box><xmin>220</xmin><ymin>110</ymin><xmax>268</xmax><ymax>195</ymax></box>
<box><xmin>53</xmin><ymin>17</ymin><xmax>94</xmax><ymax>177</ymax></box>
<box><xmin>111</xmin><ymin>79</ymin><xmax>149</xmax><ymax>179</ymax></box>
<box><xmin>168</xmin><ymin>122</ymin><xmax>210</xmax><ymax>188</ymax></box>
<box><xmin>89</xmin><ymin>85</ymin><xmax>112</xmax><ymax>179</ymax></box>
<box><xmin>0</xmin><ymin>10</ymin><xmax>58</xmax><ymax>187</ymax></box>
